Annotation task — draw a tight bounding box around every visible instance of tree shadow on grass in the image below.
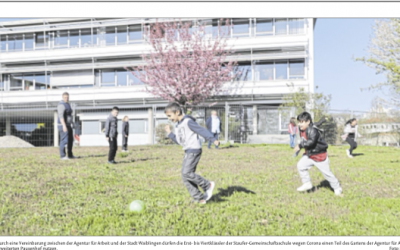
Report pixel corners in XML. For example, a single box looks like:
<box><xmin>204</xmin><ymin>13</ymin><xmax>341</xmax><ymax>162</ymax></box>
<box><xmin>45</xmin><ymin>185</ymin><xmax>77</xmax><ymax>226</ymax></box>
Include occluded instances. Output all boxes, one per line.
<box><xmin>209</xmin><ymin>186</ymin><xmax>256</xmax><ymax>203</ymax></box>
<box><xmin>117</xmin><ymin>157</ymin><xmax>160</xmax><ymax>164</ymax></box>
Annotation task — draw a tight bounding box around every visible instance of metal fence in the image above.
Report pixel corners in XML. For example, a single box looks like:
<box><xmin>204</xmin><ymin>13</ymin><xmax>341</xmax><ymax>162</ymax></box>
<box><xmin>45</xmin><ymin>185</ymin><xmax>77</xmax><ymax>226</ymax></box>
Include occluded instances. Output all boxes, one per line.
<box><xmin>1</xmin><ymin>102</ymin><xmax>399</xmax><ymax>148</ymax></box>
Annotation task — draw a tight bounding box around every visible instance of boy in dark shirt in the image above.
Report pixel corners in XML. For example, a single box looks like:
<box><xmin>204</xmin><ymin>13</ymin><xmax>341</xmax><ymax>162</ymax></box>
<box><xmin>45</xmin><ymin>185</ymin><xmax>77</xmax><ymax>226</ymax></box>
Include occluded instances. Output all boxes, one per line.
<box><xmin>293</xmin><ymin>112</ymin><xmax>342</xmax><ymax>196</ymax></box>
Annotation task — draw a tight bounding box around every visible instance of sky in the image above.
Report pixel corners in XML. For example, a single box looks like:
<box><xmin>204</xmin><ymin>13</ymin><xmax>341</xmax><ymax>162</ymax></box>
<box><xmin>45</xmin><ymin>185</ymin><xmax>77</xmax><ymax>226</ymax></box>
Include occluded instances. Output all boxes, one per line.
<box><xmin>314</xmin><ymin>18</ymin><xmax>387</xmax><ymax>112</ymax></box>
<box><xmin>0</xmin><ymin>18</ymin><xmax>389</xmax><ymax>112</ymax></box>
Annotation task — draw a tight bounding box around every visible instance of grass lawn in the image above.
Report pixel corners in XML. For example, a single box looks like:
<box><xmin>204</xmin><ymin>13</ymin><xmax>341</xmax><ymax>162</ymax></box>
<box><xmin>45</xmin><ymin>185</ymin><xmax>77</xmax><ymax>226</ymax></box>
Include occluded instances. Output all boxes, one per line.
<box><xmin>1</xmin><ymin>144</ymin><xmax>400</xmax><ymax>236</ymax></box>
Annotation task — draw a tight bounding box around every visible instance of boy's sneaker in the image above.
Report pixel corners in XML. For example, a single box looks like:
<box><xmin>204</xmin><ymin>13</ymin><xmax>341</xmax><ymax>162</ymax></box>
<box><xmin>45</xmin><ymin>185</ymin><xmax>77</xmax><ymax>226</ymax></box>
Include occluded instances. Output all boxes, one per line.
<box><xmin>60</xmin><ymin>156</ymin><xmax>69</xmax><ymax>160</ymax></box>
<box><xmin>334</xmin><ymin>188</ymin><xmax>343</xmax><ymax>196</ymax></box>
<box><xmin>108</xmin><ymin>161</ymin><xmax>115</xmax><ymax>164</ymax></box>
<box><xmin>191</xmin><ymin>199</ymin><xmax>206</xmax><ymax>205</ymax></box>
<box><xmin>203</xmin><ymin>181</ymin><xmax>215</xmax><ymax>201</ymax></box>
<box><xmin>346</xmin><ymin>150</ymin><xmax>353</xmax><ymax>158</ymax></box>
<box><xmin>297</xmin><ymin>182</ymin><xmax>313</xmax><ymax>192</ymax></box>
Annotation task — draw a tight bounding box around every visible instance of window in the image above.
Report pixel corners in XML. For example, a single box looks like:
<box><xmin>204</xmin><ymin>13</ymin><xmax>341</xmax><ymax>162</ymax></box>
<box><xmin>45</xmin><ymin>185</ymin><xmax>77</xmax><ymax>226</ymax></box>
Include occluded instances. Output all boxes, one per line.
<box><xmin>0</xmin><ymin>36</ymin><xmax>6</xmax><ymax>52</ymax></box>
<box><xmin>24</xmin><ymin>34</ymin><xmax>34</xmax><ymax>51</ymax></box>
<box><xmin>105</xmin><ymin>27</ymin><xmax>116</xmax><ymax>46</ymax></box>
<box><xmin>275</xmin><ymin>18</ymin><xmax>287</xmax><ymax>35</ymax></box>
<box><xmin>54</xmin><ymin>30</ymin><xmax>68</xmax><ymax>49</ymax></box>
<box><xmin>69</xmin><ymin>30</ymin><xmax>80</xmax><ymax>48</ymax></box>
<box><xmin>101</xmin><ymin>70</ymin><xmax>115</xmax><ymax>86</ymax></box>
<box><xmin>232</xmin><ymin>18</ymin><xmax>250</xmax><ymax>37</ymax></box>
<box><xmin>0</xmin><ymin>75</ymin><xmax>5</xmax><ymax>91</ymax></box>
<box><xmin>35</xmin><ymin>33</ymin><xmax>48</xmax><ymax>50</ymax></box>
<box><xmin>255</xmin><ymin>61</ymin><xmax>274</xmax><ymax>81</ymax></box>
<box><xmin>255</xmin><ymin>18</ymin><xmax>273</xmax><ymax>36</ymax></box>
<box><xmin>128</xmin><ymin>70</ymin><xmax>143</xmax><ymax>85</ymax></box>
<box><xmin>34</xmin><ymin>74</ymin><xmax>50</xmax><ymax>90</ymax></box>
<box><xmin>289</xmin><ymin>18</ymin><xmax>305</xmax><ymax>34</ymax></box>
<box><xmin>129</xmin><ymin>120</ymin><xmax>147</xmax><ymax>133</ymax></box>
<box><xmin>235</xmin><ymin>61</ymin><xmax>252</xmax><ymax>81</ymax></box>
<box><xmin>116</xmin><ymin>26</ymin><xmax>127</xmax><ymax>45</ymax></box>
<box><xmin>129</xmin><ymin>25</ymin><xmax>142</xmax><ymax>43</ymax></box>
<box><xmin>24</xmin><ymin>75</ymin><xmax>34</xmax><ymax>90</ymax></box>
<box><xmin>275</xmin><ymin>61</ymin><xmax>288</xmax><ymax>80</ymax></box>
<box><xmin>116</xmin><ymin>70</ymin><xmax>127</xmax><ymax>86</ymax></box>
<box><xmin>289</xmin><ymin>60</ymin><xmax>305</xmax><ymax>79</ymax></box>
<box><xmin>81</xmin><ymin>29</ymin><xmax>92</xmax><ymax>47</ymax></box>
<box><xmin>7</xmin><ymin>34</ymin><xmax>23</xmax><ymax>52</ymax></box>
<box><xmin>10</xmin><ymin>74</ymin><xmax>23</xmax><ymax>91</ymax></box>
<box><xmin>83</xmin><ymin>121</ymin><xmax>100</xmax><ymax>135</ymax></box>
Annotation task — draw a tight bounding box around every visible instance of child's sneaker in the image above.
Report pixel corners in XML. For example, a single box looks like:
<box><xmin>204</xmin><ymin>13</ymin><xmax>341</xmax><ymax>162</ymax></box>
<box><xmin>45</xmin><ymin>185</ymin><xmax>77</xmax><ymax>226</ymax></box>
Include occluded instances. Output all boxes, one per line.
<box><xmin>203</xmin><ymin>181</ymin><xmax>215</xmax><ymax>201</ymax></box>
<box><xmin>334</xmin><ymin>188</ymin><xmax>343</xmax><ymax>196</ymax></box>
<box><xmin>191</xmin><ymin>199</ymin><xmax>206</xmax><ymax>205</ymax></box>
<box><xmin>346</xmin><ymin>150</ymin><xmax>353</xmax><ymax>158</ymax></box>
<box><xmin>60</xmin><ymin>156</ymin><xmax>69</xmax><ymax>160</ymax></box>
<box><xmin>296</xmin><ymin>182</ymin><xmax>313</xmax><ymax>192</ymax></box>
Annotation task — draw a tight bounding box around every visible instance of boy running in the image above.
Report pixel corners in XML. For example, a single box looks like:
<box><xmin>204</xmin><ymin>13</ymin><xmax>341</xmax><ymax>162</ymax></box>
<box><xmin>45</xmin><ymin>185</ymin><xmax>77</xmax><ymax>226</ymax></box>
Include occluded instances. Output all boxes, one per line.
<box><xmin>293</xmin><ymin>112</ymin><xmax>342</xmax><ymax>196</ymax></box>
<box><xmin>164</xmin><ymin>103</ymin><xmax>218</xmax><ymax>204</ymax></box>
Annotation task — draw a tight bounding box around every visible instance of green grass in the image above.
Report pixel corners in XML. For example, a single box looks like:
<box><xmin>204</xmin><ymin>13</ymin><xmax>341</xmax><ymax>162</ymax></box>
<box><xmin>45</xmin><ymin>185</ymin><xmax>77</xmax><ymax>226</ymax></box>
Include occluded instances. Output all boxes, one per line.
<box><xmin>1</xmin><ymin>144</ymin><xmax>400</xmax><ymax>236</ymax></box>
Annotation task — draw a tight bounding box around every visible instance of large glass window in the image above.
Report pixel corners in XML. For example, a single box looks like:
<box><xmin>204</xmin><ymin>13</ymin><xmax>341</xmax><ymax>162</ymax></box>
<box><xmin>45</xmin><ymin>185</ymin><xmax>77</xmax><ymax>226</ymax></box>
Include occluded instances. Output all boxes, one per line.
<box><xmin>35</xmin><ymin>74</ymin><xmax>50</xmax><ymax>90</ymax></box>
<box><xmin>275</xmin><ymin>18</ymin><xmax>288</xmax><ymax>35</ymax></box>
<box><xmin>24</xmin><ymin>74</ymin><xmax>35</xmax><ymax>90</ymax></box>
<box><xmin>235</xmin><ymin>61</ymin><xmax>252</xmax><ymax>81</ymax></box>
<box><xmin>54</xmin><ymin>30</ymin><xmax>68</xmax><ymax>49</ymax></box>
<box><xmin>128</xmin><ymin>70</ymin><xmax>143</xmax><ymax>85</ymax></box>
<box><xmin>101</xmin><ymin>70</ymin><xmax>115</xmax><ymax>86</ymax></box>
<box><xmin>10</xmin><ymin>75</ymin><xmax>23</xmax><ymax>91</ymax></box>
<box><xmin>69</xmin><ymin>30</ymin><xmax>80</xmax><ymax>48</ymax></box>
<box><xmin>24</xmin><ymin>34</ymin><xmax>34</xmax><ymax>51</ymax></box>
<box><xmin>275</xmin><ymin>61</ymin><xmax>288</xmax><ymax>80</ymax></box>
<box><xmin>81</xmin><ymin>29</ymin><xmax>92</xmax><ymax>47</ymax></box>
<box><xmin>105</xmin><ymin>27</ymin><xmax>116</xmax><ymax>46</ymax></box>
<box><xmin>289</xmin><ymin>60</ymin><xmax>305</xmax><ymax>79</ymax></box>
<box><xmin>1</xmin><ymin>36</ymin><xmax>7</xmax><ymax>52</ymax></box>
<box><xmin>289</xmin><ymin>18</ymin><xmax>305</xmax><ymax>34</ymax></box>
<box><xmin>255</xmin><ymin>61</ymin><xmax>274</xmax><ymax>81</ymax></box>
<box><xmin>128</xmin><ymin>25</ymin><xmax>142</xmax><ymax>43</ymax></box>
<box><xmin>116</xmin><ymin>70</ymin><xmax>127</xmax><ymax>86</ymax></box>
<box><xmin>83</xmin><ymin>121</ymin><xmax>100</xmax><ymax>134</ymax></box>
<box><xmin>129</xmin><ymin>120</ymin><xmax>147</xmax><ymax>133</ymax></box>
<box><xmin>232</xmin><ymin>18</ymin><xmax>250</xmax><ymax>37</ymax></box>
<box><xmin>35</xmin><ymin>33</ymin><xmax>48</xmax><ymax>50</ymax></box>
<box><xmin>116</xmin><ymin>26</ymin><xmax>127</xmax><ymax>45</ymax></box>
<box><xmin>255</xmin><ymin>18</ymin><xmax>273</xmax><ymax>36</ymax></box>
<box><xmin>7</xmin><ymin>34</ymin><xmax>23</xmax><ymax>52</ymax></box>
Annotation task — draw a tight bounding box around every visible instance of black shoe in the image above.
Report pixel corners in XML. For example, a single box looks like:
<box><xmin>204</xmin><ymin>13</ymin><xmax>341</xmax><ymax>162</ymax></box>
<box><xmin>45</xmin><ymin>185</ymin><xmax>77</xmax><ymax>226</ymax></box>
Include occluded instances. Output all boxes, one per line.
<box><xmin>112</xmin><ymin>160</ymin><xmax>117</xmax><ymax>164</ymax></box>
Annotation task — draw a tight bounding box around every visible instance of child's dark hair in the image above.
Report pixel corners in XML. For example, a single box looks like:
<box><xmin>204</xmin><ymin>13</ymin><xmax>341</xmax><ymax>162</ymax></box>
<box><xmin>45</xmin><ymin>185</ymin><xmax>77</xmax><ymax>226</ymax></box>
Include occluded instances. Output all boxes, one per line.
<box><xmin>112</xmin><ymin>106</ymin><xmax>119</xmax><ymax>111</ymax></box>
<box><xmin>164</xmin><ymin>102</ymin><xmax>183</xmax><ymax>115</ymax></box>
<box><xmin>297</xmin><ymin>112</ymin><xmax>312</xmax><ymax>123</ymax></box>
<box><xmin>345</xmin><ymin>118</ymin><xmax>356</xmax><ymax>126</ymax></box>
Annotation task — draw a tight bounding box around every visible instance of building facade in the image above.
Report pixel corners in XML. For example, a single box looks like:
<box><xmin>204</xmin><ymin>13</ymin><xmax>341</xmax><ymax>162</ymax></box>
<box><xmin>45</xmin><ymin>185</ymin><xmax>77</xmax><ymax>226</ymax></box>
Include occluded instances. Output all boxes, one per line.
<box><xmin>0</xmin><ymin>18</ymin><xmax>316</xmax><ymax>146</ymax></box>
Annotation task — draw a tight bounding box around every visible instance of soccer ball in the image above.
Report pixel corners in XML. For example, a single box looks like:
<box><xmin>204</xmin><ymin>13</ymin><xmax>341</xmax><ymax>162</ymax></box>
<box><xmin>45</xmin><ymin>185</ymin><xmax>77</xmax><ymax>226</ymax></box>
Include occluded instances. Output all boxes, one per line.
<box><xmin>129</xmin><ymin>200</ymin><xmax>144</xmax><ymax>213</ymax></box>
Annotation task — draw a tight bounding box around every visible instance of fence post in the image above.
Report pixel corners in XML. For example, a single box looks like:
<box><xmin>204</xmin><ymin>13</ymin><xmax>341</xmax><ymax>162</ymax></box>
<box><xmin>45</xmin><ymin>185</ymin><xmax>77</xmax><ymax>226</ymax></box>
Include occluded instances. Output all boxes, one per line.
<box><xmin>148</xmin><ymin>106</ymin><xmax>154</xmax><ymax>145</ymax></box>
<box><xmin>53</xmin><ymin>111</ymin><xmax>59</xmax><ymax>147</ymax></box>
<box><xmin>225</xmin><ymin>102</ymin><xmax>229</xmax><ymax>144</ymax></box>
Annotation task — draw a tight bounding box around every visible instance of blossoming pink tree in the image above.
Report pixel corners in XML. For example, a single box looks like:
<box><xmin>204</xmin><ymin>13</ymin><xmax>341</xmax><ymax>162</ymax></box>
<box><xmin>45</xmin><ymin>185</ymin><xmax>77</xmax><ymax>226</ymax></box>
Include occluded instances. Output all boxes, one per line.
<box><xmin>126</xmin><ymin>19</ymin><xmax>238</xmax><ymax>113</ymax></box>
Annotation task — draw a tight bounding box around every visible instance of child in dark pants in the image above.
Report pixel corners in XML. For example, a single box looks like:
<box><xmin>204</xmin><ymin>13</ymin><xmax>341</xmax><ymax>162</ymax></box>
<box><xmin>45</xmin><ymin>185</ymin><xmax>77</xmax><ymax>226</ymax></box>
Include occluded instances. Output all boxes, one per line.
<box><xmin>293</xmin><ymin>112</ymin><xmax>342</xmax><ymax>196</ymax></box>
<box><xmin>341</xmin><ymin>118</ymin><xmax>362</xmax><ymax>158</ymax></box>
<box><xmin>122</xmin><ymin>116</ymin><xmax>129</xmax><ymax>152</ymax></box>
<box><xmin>164</xmin><ymin>103</ymin><xmax>219</xmax><ymax>204</ymax></box>
<box><xmin>105</xmin><ymin>106</ymin><xmax>119</xmax><ymax>164</ymax></box>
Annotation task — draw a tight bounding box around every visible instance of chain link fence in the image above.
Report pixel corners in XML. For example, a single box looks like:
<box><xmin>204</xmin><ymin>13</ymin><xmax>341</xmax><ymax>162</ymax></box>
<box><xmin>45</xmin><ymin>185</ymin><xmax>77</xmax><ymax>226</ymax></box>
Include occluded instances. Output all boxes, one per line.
<box><xmin>1</xmin><ymin>102</ymin><xmax>399</xmax><ymax>148</ymax></box>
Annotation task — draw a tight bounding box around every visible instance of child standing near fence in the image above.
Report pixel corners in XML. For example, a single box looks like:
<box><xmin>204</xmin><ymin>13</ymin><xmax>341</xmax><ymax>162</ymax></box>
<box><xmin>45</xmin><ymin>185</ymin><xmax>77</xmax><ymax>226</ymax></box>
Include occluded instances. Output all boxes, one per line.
<box><xmin>288</xmin><ymin>117</ymin><xmax>297</xmax><ymax>149</ymax></box>
<box><xmin>341</xmin><ymin>118</ymin><xmax>362</xmax><ymax>158</ymax></box>
<box><xmin>293</xmin><ymin>112</ymin><xmax>342</xmax><ymax>196</ymax></box>
<box><xmin>105</xmin><ymin>106</ymin><xmax>119</xmax><ymax>164</ymax></box>
<box><xmin>164</xmin><ymin>102</ymin><xmax>219</xmax><ymax>204</ymax></box>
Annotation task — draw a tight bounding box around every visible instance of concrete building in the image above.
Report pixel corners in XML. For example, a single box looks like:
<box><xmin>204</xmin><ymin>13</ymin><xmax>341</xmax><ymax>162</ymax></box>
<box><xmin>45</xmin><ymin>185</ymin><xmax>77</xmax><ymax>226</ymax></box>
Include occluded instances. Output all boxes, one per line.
<box><xmin>0</xmin><ymin>18</ymin><xmax>316</xmax><ymax>146</ymax></box>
